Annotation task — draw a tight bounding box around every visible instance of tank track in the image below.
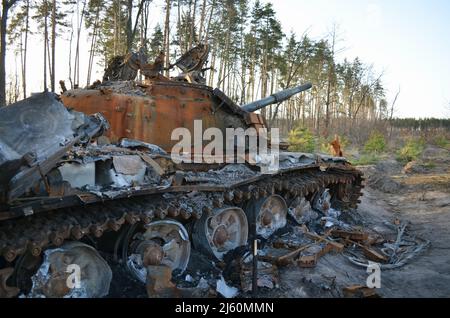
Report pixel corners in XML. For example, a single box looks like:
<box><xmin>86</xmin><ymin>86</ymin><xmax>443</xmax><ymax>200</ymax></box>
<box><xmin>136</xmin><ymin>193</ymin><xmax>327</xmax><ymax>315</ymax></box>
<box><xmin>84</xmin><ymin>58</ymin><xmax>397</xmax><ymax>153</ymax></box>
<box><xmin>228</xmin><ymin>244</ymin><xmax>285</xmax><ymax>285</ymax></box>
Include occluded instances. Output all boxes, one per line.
<box><xmin>0</xmin><ymin>167</ymin><xmax>363</xmax><ymax>265</ymax></box>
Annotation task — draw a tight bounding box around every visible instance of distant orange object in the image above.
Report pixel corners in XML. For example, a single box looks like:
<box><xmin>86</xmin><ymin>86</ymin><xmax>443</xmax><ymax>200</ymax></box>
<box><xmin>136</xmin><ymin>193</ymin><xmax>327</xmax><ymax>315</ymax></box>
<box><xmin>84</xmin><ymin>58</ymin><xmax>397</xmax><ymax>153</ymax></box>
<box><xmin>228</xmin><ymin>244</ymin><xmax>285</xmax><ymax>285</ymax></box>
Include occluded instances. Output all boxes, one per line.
<box><xmin>330</xmin><ymin>134</ymin><xmax>343</xmax><ymax>157</ymax></box>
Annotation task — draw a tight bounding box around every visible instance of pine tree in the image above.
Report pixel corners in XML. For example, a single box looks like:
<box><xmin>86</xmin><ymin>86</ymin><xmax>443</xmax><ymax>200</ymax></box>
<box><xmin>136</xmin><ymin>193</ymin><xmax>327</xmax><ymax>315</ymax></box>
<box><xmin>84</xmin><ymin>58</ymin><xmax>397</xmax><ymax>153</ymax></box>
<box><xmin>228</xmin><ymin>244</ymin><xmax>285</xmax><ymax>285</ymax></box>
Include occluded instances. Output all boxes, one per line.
<box><xmin>148</xmin><ymin>24</ymin><xmax>163</xmax><ymax>61</ymax></box>
<box><xmin>7</xmin><ymin>0</ymin><xmax>31</xmax><ymax>98</ymax></box>
<box><xmin>0</xmin><ymin>0</ymin><xmax>20</xmax><ymax>106</ymax></box>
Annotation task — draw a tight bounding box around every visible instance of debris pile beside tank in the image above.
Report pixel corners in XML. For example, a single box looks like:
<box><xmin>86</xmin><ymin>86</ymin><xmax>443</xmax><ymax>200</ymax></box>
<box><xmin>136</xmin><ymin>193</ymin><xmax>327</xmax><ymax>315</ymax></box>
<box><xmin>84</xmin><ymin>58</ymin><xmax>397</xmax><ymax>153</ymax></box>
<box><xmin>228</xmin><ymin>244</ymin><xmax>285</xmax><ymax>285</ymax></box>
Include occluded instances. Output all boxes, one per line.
<box><xmin>146</xmin><ymin>203</ymin><xmax>429</xmax><ymax>299</ymax></box>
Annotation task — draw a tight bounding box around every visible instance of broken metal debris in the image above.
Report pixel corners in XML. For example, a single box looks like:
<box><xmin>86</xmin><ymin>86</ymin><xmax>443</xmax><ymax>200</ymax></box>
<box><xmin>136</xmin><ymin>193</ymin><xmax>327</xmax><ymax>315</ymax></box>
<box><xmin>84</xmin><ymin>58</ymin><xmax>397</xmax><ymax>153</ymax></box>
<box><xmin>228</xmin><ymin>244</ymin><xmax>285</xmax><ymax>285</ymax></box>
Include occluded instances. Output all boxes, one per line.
<box><xmin>140</xmin><ymin>210</ymin><xmax>427</xmax><ymax>298</ymax></box>
<box><xmin>0</xmin><ymin>92</ymin><xmax>108</xmax><ymax>202</ymax></box>
<box><xmin>141</xmin><ymin>52</ymin><xmax>166</xmax><ymax>80</ymax></box>
<box><xmin>361</xmin><ymin>245</ymin><xmax>389</xmax><ymax>263</ymax></box>
<box><xmin>170</xmin><ymin>44</ymin><xmax>210</xmax><ymax>85</ymax></box>
<box><xmin>343</xmin><ymin>285</ymin><xmax>380</xmax><ymax>298</ymax></box>
<box><xmin>119</xmin><ymin>139</ymin><xmax>167</xmax><ymax>155</ymax></box>
<box><xmin>146</xmin><ymin>265</ymin><xmax>179</xmax><ymax>298</ymax></box>
<box><xmin>261</xmin><ymin>244</ymin><xmax>314</xmax><ymax>267</ymax></box>
<box><xmin>103</xmin><ymin>52</ymin><xmax>142</xmax><ymax>82</ymax></box>
<box><xmin>346</xmin><ymin>222</ymin><xmax>430</xmax><ymax>270</ymax></box>
<box><xmin>58</xmin><ymin>162</ymin><xmax>96</xmax><ymax>189</ymax></box>
<box><xmin>297</xmin><ymin>242</ymin><xmax>342</xmax><ymax>268</ymax></box>
<box><xmin>145</xmin><ymin>264</ymin><xmax>213</xmax><ymax>298</ymax></box>
<box><xmin>216</xmin><ymin>276</ymin><xmax>239</xmax><ymax>298</ymax></box>
<box><xmin>240</xmin><ymin>255</ymin><xmax>279</xmax><ymax>292</ymax></box>
<box><xmin>331</xmin><ymin>229</ymin><xmax>369</xmax><ymax>242</ymax></box>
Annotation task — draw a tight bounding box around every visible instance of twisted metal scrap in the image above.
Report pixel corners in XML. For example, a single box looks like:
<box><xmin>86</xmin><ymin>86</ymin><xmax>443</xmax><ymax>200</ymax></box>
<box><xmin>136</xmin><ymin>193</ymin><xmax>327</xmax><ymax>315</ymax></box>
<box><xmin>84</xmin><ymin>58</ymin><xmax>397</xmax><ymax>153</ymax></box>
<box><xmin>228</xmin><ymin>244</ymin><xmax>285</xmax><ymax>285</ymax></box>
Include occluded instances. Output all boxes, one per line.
<box><xmin>346</xmin><ymin>222</ymin><xmax>430</xmax><ymax>270</ymax></box>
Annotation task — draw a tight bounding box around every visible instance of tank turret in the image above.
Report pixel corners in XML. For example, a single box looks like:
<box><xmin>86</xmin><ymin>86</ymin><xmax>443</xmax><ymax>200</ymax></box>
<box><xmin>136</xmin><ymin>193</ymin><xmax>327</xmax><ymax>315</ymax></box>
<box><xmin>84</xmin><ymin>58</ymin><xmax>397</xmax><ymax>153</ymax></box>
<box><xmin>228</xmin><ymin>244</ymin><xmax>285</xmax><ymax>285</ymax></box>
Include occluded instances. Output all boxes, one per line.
<box><xmin>61</xmin><ymin>45</ymin><xmax>311</xmax><ymax>152</ymax></box>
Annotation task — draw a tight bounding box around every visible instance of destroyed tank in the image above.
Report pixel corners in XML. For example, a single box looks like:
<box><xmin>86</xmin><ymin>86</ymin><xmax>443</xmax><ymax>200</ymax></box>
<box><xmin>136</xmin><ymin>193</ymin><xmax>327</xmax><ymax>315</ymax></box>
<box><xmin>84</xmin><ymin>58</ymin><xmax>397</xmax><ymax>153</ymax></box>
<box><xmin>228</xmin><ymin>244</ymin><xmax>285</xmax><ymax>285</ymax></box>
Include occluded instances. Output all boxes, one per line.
<box><xmin>0</xmin><ymin>45</ymin><xmax>364</xmax><ymax>298</ymax></box>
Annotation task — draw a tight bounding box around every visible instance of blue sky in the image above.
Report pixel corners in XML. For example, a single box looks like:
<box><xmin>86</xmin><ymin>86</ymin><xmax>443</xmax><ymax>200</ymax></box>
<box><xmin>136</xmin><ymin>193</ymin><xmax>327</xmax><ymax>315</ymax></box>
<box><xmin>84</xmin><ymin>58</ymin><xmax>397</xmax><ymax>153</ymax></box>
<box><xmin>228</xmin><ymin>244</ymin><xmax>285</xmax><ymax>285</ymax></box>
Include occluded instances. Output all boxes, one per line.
<box><xmin>271</xmin><ymin>0</ymin><xmax>450</xmax><ymax>118</ymax></box>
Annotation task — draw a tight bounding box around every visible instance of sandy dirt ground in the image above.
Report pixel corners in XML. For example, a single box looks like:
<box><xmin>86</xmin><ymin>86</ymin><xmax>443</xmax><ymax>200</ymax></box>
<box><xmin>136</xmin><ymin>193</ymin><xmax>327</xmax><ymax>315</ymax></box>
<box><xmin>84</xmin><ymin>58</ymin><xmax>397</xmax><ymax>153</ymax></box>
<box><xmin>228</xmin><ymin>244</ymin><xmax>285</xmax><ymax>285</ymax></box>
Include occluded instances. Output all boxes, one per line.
<box><xmin>266</xmin><ymin>145</ymin><xmax>450</xmax><ymax>298</ymax></box>
<box><xmin>107</xmin><ymin>145</ymin><xmax>450</xmax><ymax>298</ymax></box>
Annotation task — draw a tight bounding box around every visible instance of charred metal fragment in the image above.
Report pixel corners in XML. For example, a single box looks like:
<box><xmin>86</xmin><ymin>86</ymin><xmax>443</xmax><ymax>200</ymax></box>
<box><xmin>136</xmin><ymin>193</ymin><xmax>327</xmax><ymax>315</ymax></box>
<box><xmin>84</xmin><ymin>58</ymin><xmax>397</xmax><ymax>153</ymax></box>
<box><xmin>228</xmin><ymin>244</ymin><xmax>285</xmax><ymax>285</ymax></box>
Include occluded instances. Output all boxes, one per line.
<box><xmin>0</xmin><ymin>92</ymin><xmax>107</xmax><ymax>202</ymax></box>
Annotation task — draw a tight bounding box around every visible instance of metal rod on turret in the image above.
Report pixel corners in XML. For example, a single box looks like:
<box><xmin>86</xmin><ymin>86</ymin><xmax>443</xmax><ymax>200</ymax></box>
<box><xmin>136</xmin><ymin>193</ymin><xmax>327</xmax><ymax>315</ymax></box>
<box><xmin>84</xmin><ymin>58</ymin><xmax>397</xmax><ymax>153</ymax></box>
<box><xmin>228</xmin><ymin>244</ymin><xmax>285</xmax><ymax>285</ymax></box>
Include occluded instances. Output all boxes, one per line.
<box><xmin>241</xmin><ymin>82</ymin><xmax>313</xmax><ymax>113</ymax></box>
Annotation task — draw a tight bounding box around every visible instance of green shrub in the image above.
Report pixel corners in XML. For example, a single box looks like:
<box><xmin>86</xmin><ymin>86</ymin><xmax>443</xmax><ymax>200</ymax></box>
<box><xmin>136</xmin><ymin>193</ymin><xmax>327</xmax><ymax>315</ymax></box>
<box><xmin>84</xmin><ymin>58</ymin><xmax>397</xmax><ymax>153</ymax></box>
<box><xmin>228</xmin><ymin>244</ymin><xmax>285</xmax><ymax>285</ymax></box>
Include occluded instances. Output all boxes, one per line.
<box><xmin>318</xmin><ymin>137</ymin><xmax>331</xmax><ymax>154</ymax></box>
<box><xmin>434</xmin><ymin>135</ymin><xmax>450</xmax><ymax>149</ymax></box>
<box><xmin>350</xmin><ymin>153</ymin><xmax>382</xmax><ymax>166</ymax></box>
<box><xmin>396</xmin><ymin>138</ymin><xmax>425</xmax><ymax>163</ymax></box>
<box><xmin>288</xmin><ymin>127</ymin><xmax>315</xmax><ymax>153</ymax></box>
<box><xmin>364</xmin><ymin>132</ymin><xmax>386</xmax><ymax>154</ymax></box>
<box><xmin>423</xmin><ymin>161</ymin><xmax>436</xmax><ymax>169</ymax></box>
<box><xmin>338</xmin><ymin>135</ymin><xmax>350</xmax><ymax>150</ymax></box>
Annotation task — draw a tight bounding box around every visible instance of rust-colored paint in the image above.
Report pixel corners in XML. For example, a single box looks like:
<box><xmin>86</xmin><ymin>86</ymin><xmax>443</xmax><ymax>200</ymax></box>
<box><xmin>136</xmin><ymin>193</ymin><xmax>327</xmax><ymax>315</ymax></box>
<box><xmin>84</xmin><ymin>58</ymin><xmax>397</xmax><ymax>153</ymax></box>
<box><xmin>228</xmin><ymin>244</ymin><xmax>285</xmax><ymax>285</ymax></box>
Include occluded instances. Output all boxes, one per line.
<box><xmin>61</xmin><ymin>82</ymin><xmax>223</xmax><ymax>151</ymax></box>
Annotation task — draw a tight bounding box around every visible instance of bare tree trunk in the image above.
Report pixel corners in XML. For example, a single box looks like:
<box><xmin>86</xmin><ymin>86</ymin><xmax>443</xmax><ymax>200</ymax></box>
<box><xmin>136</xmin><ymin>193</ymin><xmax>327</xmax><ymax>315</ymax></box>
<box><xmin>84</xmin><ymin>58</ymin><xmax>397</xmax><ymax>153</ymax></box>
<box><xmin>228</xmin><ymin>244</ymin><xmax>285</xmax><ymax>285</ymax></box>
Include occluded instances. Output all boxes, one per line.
<box><xmin>113</xmin><ymin>1</ymin><xmax>117</xmax><ymax>55</ymax></box>
<box><xmin>248</xmin><ymin>40</ymin><xmax>256</xmax><ymax>103</ymax></box>
<box><xmin>126</xmin><ymin>0</ymin><xmax>145</xmax><ymax>52</ymax></box>
<box><xmin>43</xmin><ymin>5</ymin><xmax>48</xmax><ymax>91</ymax></box>
<box><xmin>74</xmin><ymin>1</ymin><xmax>86</xmax><ymax>88</ymax></box>
<box><xmin>140</xmin><ymin>0</ymin><xmax>150</xmax><ymax>52</ymax></box>
<box><xmin>177</xmin><ymin>0</ymin><xmax>184</xmax><ymax>51</ymax></box>
<box><xmin>143</xmin><ymin>1</ymin><xmax>150</xmax><ymax>46</ymax></box>
<box><xmin>20</xmin><ymin>0</ymin><xmax>29</xmax><ymax>98</ymax></box>
<box><xmin>14</xmin><ymin>55</ymin><xmax>18</xmax><ymax>101</ymax></box>
<box><xmin>126</xmin><ymin>0</ymin><xmax>133</xmax><ymax>51</ymax></box>
<box><xmin>208</xmin><ymin>44</ymin><xmax>216</xmax><ymax>86</ymax></box>
<box><xmin>68</xmin><ymin>23</ymin><xmax>73</xmax><ymax>88</ymax></box>
<box><xmin>198</xmin><ymin>0</ymin><xmax>206</xmax><ymax>41</ymax></box>
<box><xmin>185</xmin><ymin>0</ymin><xmax>192</xmax><ymax>50</ymax></box>
<box><xmin>389</xmin><ymin>87</ymin><xmax>401</xmax><ymax>139</ymax></box>
<box><xmin>222</xmin><ymin>27</ymin><xmax>231</xmax><ymax>91</ymax></box>
<box><xmin>87</xmin><ymin>7</ymin><xmax>99</xmax><ymax>86</ymax></box>
<box><xmin>50</xmin><ymin>0</ymin><xmax>56</xmax><ymax>92</ymax></box>
<box><xmin>47</xmin><ymin>37</ymin><xmax>52</xmax><ymax>83</ymax></box>
<box><xmin>0</xmin><ymin>0</ymin><xmax>18</xmax><ymax>106</ymax></box>
<box><xmin>302</xmin><ymin>96</ymin><xmax>306</xmax><ymax>126</ymax></box>
<box><xmin>163</xmin><ymin>0</ymin><xmax>171</xmax><ymax>77</ymax></box>
<box><xmin>260</xmin><ymin>45</ymin><xmax>268</xmax><ymax>118</ymax></box>
<box><xmin>189</xmin><ymin>0</ymin><xmax>197</xmax><ymax>48</ymax></box>
<box><xmin>216</xmin><ymin>55</ymin><xmax>223</xmax><ymax>88</ymax></box>
<box><xmin>203</xmin><ymin>0</ymin><xmax>215</xmax><ymax>42</ymax></box>
<box><xmin>324</xmin><ymin>26</ymin><xmax>338</xmax><ymax>136</ymax></box>
<box><xmin>239</xmin><ymin>23</ymin><xmax>246</xmax><ymax>104</ymax></box>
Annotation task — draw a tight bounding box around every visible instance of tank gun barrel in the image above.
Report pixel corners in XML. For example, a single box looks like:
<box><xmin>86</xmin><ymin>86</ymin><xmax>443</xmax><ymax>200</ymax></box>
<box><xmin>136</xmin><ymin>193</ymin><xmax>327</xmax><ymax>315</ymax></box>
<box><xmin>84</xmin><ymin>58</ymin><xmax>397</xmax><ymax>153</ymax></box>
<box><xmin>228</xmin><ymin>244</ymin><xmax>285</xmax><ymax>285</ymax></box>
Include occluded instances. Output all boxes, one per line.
<box><xmin>241</xmin><ymin>82</ymin><xmax>312</xmax><ymax>113</ymax></box>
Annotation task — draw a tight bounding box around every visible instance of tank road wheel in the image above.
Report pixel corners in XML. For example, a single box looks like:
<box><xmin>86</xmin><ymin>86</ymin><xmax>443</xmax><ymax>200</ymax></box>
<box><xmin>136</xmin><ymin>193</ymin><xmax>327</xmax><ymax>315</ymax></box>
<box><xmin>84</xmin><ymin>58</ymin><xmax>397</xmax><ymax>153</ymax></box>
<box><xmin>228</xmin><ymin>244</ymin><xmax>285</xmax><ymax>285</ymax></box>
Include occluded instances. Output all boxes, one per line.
<box><xmin>288</xmin><ymin>197</ymin><xmax>318</xmax><ymax>225</ymax></box>
<box><xmin>28</xmin><ymin>242</ymin><xmax>112</xmax><ymax>298</ymax></box>
<box><xmin>332</xmin><ymin>183</ymin><xmax>353</xmax><ymax>210</ymax></box>
<box><xmin>123</xmin><ymin>220</ymin><xmax>191</xmax><ymax>283</ymax></box>
<box><xmin>11</xmin><ymin>251</ymin><xmax>43</xmax><ymax>295</ymax></box>
<box><xmin>193</xmin><ymin>207</ymin><xmax>248</xmax><ymax>260</ymax></box>
<box><xmin>0</xmin><ymin>268</ymin><xmax>19</xmax><ymax>298</ymax></box>
<box><xmin>311</xmin><ymin>188</ymin><xmax>333</xmax><ymax>214</ymax></box>
<box><xmin>246</xmin><ymin>195</ymin><xmax>288</xmax><ymax>239</ymax></box>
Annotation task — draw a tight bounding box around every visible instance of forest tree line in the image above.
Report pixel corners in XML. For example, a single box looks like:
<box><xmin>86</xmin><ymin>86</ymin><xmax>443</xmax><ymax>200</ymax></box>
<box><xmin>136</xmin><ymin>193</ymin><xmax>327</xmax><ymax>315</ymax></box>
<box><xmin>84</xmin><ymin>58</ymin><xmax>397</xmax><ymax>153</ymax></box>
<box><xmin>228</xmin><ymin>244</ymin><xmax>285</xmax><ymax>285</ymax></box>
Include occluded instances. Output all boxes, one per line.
<box><xmin>1</xmin><ymin>0</ymin><xmax>446</xmax><ymax>141</ymax></box>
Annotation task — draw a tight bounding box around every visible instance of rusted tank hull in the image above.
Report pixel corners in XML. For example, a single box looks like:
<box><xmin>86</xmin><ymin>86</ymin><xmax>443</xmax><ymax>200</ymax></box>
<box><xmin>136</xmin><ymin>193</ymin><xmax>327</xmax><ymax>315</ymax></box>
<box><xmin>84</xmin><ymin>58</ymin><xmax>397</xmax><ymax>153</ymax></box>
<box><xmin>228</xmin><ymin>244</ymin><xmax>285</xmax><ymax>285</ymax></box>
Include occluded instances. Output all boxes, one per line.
<box><xmin>0</xmin><ymin>88</ymin><xmax>366</xmax><ymax>299</ymax></box>
<box><xmin>61</xmin><ymin>82</ymin><xmax>243</xmax><ymax>151</ymax></box>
